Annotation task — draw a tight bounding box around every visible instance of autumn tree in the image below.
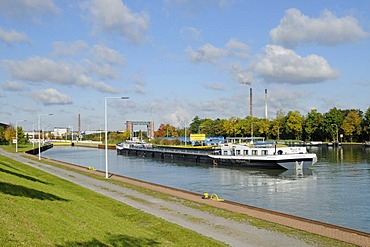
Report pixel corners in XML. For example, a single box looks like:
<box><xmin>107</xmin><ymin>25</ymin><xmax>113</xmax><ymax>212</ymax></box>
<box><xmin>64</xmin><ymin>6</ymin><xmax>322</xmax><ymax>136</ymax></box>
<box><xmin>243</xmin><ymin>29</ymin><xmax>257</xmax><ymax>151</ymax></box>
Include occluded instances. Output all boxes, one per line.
<box><xmin>341</xmin><ymin>110</ymin><xmax>362</xmax><ymax>142</ymax></box>
<box><xmin>155</xmin><ymin>123</ymin><xmax>176</xmax><ymax>138</ymax></box>
<box><xmin>4</xmin><ymin>125</ymin><xmax>16</xmax><ymax>145</ymax></box>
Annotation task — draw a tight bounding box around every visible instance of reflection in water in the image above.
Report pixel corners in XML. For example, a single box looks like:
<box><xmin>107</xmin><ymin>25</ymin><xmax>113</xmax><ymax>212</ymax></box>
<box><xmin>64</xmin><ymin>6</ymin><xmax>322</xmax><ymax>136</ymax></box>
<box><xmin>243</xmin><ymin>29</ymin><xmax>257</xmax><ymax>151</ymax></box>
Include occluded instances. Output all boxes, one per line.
<box><xmin>44</xmin><ymin>145</ymin><xmax>369</xmax><ymax>233</ymax></box>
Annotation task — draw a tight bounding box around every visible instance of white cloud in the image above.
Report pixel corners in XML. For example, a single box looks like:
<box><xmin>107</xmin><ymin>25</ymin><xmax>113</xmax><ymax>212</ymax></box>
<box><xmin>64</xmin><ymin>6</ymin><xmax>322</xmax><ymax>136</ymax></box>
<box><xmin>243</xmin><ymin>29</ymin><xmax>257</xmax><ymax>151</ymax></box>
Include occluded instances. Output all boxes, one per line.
<box><xmin>33</xmin><ymin>88</ymin><xmax>72</xmax><ymax>105</ymax></box>
<box><xmin>0</xmin><ymin>0</ymin><xmax>60</xmax><ymax>19</ymax></box>
<box><xmin>254</xmin><ymin>45</ymin><xmax>339</xmax><ymax>84</ymax></box>
<box><xmin>226</xmin><ymin>39</ymin><xmax>249</xmax><ymax>59</ymax></box>
<box><xmin>3</xmin><ymin>57</ymin><xmax>117</xmax><ymax>93</ymax></box>
<box><xmin>1</xmin><ymin>81</ymin><xmax>24</xmax><ymax>91</ymax></box>
<box><xmin>187</xmin><ymin>43</ymin><xmax>228</xmax><ymax>64</ymax></box>
<box><xmin>92</xmin><ymin>44</ymin><xmax>125</xmax><ymax>65</ymax></box>
<box><xmin>187</xmin><ymin>39</ymin><xmax>249</xmax><ymax>64</ymax></box>
<box><xmin>230</xmin><ymin>62</ymin><xmax>253</xmax><ymax>85</ymax></box>
<box><xmin>52</xmin><ymin>40</ymin><xmax>89</xmax><ymax>57</ymax></box>
<box><xmin>0</xmin><ymin>27</ymin><xmax>30</xmax><ymax>45</ymax></box>
<box><xmin>82</xmin><ymin>0</ymin><xmax>149</xmax><ymax>44</ymax></box>
<box><xmin>270</xmin><ymin>8</ymin><xmax>369</xmax><ymax>48</ymax></box>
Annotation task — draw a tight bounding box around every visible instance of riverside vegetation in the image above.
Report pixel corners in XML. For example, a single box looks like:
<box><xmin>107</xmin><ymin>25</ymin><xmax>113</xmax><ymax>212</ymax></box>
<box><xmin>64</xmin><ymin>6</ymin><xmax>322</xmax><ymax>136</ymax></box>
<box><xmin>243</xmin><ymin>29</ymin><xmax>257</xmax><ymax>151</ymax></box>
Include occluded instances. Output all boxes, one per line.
<box><xmin>0</xmin><ymin>153</ymin><xmax>226</xmax><ymax>246</ymax></box>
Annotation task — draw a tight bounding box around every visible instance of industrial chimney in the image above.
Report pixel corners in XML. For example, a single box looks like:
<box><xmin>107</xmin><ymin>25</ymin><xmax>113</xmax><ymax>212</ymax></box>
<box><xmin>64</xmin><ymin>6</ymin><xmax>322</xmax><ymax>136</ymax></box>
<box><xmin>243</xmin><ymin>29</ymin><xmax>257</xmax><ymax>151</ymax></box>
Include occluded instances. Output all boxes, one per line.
<box><xmin>250</xmin><ymin>87</ymin><xmax>253</xmax><ymax>118</ymax></box>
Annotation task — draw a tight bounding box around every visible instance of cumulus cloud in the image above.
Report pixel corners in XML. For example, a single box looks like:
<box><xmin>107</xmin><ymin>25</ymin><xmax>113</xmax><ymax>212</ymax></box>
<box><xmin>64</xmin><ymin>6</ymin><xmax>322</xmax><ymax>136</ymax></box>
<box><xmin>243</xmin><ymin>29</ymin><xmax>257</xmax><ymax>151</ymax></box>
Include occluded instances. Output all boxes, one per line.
<box><xmin>226</xmin><ymin>39</ymin><xmax>249</xmax><ymax>59</ymax></box>
<box><xmin>187</xmin><ymin>39</ymin><xmax>249</xmax><ymax>64</ymax></box>
<box><xmin>52</xmin><ymin>41</ymin><xmax>124</xmax><ymax>80</ymax></box>
<box><xmin>82</xmin><ymin>0</ymin><xmax>149</xmax><ymax>44</ymax></box>
<box><xmin>3</xmin><ymin>57</ymin><xmax>117</xmax><ymax>93</ymax></box>
<box><xmin>187</xmin><ymin>43</ymin><xmax>228</xmax><ymax>64</ymax></box>
<box><xmin>92</xmin><ymin>44</ymin><xmax>125</xmax><ymax>65</ymax></box>
<box><xmin>0</xmin><ymin>27</ymin><xmax>30</xmax><ymax>45</ymax></box>
<box><xmin>1</xmin><ymin>81</ymin><xmax>24</xmax><ymax>91</ymax></box>
<box><xmin>270</xmin><ymin>8</ymin><xmax>370</xmax><ymax>48</ymax></box>
<box><xmin>230</xmin><ymin>62</ymin><xmax>253</xmax><ymax>85</ymax></box>
<box><xmin>0</xmin><ymin>0</ymin><xmax>60</xmax><ymax>19</ymax></box>
<box><xmin>254</xmin><ymin>45</ymin><xmax>339</xmax><ymax>84</ymax></box>
<box><xmin>33</xmin><ymin>88</ymin><xmax>72</xmax><ymax>105</ymax></box>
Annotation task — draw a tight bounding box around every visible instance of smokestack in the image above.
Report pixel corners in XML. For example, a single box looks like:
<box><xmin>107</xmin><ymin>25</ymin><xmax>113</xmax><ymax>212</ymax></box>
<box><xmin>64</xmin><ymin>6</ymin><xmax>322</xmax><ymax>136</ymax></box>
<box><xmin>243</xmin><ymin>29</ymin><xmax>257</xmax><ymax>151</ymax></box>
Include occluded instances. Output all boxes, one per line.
<box><xmin>250</xmin><ymin>87</ymin><xmax>253</xmax><ymax>118</ymax></box>
<box><xmin>265</xmin><ymin>89</ymin><xmax>268</xmax><ymax>119</ymax></box>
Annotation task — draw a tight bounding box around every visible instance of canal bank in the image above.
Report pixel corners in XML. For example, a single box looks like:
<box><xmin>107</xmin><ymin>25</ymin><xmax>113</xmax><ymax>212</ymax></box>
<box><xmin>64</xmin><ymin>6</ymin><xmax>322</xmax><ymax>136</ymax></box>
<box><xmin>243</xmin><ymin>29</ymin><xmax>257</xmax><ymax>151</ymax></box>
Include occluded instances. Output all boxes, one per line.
<box><xmin>14</xmin><ymin>149</ymin><xmax>370</xmax><ymax>246</ymax></box>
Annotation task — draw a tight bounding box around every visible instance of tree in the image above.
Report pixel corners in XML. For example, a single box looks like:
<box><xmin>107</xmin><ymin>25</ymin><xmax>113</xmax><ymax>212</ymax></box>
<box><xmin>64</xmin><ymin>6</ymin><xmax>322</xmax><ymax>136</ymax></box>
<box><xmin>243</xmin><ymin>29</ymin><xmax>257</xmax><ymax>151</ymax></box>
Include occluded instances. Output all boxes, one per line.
<box><xmin>362</xmin><ymin>107</ymin><xmax>370</xmax><ymax>140</ymax></box>
<box><xmin>16</xmin><ymin>126</ymin><xmax>26</xmax><ymax>144</ymax></box>
<box><xmin>323</xmin><ymin>107</ymin><xmax>345</xmax><ymax>141</ymax></box>
<box><xmin>0</xmin><ymin>126</ymin><xmax>6</xmax><ymax>144</ymax></box>
<box><xmin>285</xmin><ymin>111</ymin><xmax>303</xmax><ymax>140</ymax></box>
<box><xmin>304</xmin><ymin>109</ymin><xmax>323</xmax><ymax>141</ymax></box>
<box><xmin>189</xmin><ymin>116</ymin><xmax>202</xmax><ymax>134</ymax></box>
<box><xmin>341</xmin><ymin>110</ymin><xmax>362</xmax><ymax>142</ymax></box>
<box><xmin>4</xmin><ymin>125</ymin><xmax>16</xmax><ymax>145</ymax></box>
<box><xmin>155</xmin><ymin>123</ymin><xmax>176</xmax><ymax>138</ymax></box>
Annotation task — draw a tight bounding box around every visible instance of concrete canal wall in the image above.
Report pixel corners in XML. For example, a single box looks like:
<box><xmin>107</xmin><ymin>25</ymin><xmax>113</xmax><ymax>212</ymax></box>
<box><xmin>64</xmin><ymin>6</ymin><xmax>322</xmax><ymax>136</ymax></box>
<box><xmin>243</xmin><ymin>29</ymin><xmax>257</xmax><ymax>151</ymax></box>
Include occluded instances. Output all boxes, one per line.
<box><xmin>25</xmin><ymin>143</ymin><xmax>53</xmax><ymax>155</ymax></box>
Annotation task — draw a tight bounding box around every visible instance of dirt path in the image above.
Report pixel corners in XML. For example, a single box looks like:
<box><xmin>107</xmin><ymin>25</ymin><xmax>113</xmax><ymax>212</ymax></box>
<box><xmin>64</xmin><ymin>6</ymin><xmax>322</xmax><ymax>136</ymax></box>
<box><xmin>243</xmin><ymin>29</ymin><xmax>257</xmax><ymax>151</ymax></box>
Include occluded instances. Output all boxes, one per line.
<box><xmin>2</xmin><ymin>150</ymin><xmax>368</xmax><ymax>246</ymax></box>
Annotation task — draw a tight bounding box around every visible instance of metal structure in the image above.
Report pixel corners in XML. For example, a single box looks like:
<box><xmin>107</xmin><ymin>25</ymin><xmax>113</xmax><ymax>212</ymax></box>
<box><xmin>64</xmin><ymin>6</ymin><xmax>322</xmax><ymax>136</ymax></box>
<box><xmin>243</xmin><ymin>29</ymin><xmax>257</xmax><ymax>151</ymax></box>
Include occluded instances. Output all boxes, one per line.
<box><xmin>126</xmin><ymin>121</ymin><xmax>154</xmax><ymax>140</ymax></box>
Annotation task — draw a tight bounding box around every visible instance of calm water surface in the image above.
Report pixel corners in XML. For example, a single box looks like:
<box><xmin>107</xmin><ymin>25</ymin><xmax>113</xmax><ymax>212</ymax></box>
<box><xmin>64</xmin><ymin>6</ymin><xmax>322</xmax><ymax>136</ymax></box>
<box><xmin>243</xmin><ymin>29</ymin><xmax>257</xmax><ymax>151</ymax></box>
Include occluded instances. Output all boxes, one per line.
<box><xmin>43</xmin><ymin>145</ymin><xmax>370</xmax><ymax>233</ymax></box>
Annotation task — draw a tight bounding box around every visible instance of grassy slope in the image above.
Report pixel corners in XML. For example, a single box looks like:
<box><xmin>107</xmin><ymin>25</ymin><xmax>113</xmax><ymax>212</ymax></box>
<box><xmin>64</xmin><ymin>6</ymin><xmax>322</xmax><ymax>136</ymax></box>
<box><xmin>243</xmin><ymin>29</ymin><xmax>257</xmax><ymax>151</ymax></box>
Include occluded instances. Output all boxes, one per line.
<box><xmin>0</xmin><ymin>155</ymin><xmax>226</xmax><ymax>247</ymax></box>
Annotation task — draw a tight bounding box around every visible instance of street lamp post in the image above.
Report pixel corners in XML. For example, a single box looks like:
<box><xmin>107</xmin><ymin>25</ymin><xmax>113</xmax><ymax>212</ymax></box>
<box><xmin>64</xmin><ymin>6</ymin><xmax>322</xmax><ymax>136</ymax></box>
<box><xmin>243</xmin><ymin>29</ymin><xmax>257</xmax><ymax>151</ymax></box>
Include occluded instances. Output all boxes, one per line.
<box><xmin>38</xmin><ymin>113</ymin><xmax>53</xmax><ymax>160</ymax></box>
<box><xmin>105</xmin><ymin>96</ymin><xmax>129</xmax><ymax>179</ymax></box>
<box><xmin>32</xmin><ymin>124</ymin><xmax>37</xmax><ymax>148</ymax></box>
<box><xmin>15</xmin><ymin>119</ymin><xmax>26</xmax><ymax>153</ymax></box>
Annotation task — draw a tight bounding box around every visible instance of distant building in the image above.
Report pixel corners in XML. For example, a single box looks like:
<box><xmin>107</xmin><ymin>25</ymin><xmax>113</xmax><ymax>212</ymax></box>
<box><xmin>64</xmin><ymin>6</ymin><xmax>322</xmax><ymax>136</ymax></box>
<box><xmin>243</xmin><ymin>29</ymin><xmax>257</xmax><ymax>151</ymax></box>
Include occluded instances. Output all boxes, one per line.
<box><xmin>0</xmin><ymin>122</ymin><xmax>9</xmax><ymax>129</ymax></box>
<box><xmin>52</xmin><ymin>127</ymin><xmax>69</xmax><ymax>137</ymax></box>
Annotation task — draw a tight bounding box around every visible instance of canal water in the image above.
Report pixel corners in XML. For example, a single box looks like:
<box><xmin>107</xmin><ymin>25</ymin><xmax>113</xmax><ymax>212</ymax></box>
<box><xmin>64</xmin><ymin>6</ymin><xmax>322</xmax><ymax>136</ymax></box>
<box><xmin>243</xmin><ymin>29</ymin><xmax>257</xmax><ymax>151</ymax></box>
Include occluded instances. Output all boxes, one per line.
<box><xmin>43</xmin><ymin>145</ymin><xmax>370</xmax><ymax>233</ymax></box>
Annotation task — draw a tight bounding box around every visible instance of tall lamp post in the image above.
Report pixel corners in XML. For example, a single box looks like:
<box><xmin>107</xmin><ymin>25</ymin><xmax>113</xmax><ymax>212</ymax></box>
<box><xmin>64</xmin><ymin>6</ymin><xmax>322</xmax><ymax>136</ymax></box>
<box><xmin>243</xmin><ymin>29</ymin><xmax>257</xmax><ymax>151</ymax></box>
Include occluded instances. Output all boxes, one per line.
<box><xmin>32</xmin><ymin>124</ymin><xmax>37</xmax><ymax>148</ymax></box>
<box><xmin>15</xmin><ymin>119</ymin><xmax>26</xmax><ymax>153</ymax></box>
<box><xmin>38</xmin><ymin>113</ymin><xmax>53</xmax><ymax>160</ymax></box>
<box><xmin>105</xmin><ymin>96</ymin><xmax>129</xmax><ymax>179</ymax></box>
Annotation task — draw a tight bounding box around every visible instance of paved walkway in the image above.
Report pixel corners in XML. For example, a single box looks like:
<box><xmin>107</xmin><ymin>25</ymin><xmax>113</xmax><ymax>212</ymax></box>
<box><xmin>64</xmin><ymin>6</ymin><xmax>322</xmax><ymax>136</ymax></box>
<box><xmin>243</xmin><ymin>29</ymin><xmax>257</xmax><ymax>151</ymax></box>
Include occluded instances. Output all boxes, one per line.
<box><xmin>2</xmin><ymin>150</ymin><xmax>369</xmax><ymax>246</ymax></box>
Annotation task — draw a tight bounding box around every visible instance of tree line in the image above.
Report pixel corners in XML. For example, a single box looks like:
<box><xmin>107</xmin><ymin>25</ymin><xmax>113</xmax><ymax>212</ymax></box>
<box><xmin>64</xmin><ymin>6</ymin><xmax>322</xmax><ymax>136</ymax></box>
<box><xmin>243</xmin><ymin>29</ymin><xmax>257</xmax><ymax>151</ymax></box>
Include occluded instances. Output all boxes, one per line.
<box><xmin>155</xmin><ymin>107</ymin><xmax>370</xmax><ymax>143</ymax></box>
<box><xmin>1</xmin><ymin>106</ymin><xmax>369</xmax><ymax>145</ymax></box>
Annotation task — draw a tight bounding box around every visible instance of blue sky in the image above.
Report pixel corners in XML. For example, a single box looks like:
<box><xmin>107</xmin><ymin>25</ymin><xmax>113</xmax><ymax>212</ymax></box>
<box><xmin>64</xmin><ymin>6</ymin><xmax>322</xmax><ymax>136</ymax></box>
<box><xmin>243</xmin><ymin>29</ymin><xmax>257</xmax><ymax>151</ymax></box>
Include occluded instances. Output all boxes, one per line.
<box><xmin>1</xmin><ymin>0</ymin><xmax>369</xmax><ymax>132</ymax></box>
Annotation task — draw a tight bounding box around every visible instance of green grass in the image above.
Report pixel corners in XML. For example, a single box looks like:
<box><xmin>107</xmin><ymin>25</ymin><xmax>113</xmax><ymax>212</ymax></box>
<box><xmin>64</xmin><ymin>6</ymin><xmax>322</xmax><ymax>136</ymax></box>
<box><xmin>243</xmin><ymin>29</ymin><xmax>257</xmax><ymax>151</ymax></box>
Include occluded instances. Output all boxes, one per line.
<box><xmin>19</xmin><ymin>154</ymin><xmax>356</xmax><ymax>247</ymax></box>
<box><xmin>0</xmin><ymin>155</ymin><xmax>227</xmax><ymax>246</ymax></box>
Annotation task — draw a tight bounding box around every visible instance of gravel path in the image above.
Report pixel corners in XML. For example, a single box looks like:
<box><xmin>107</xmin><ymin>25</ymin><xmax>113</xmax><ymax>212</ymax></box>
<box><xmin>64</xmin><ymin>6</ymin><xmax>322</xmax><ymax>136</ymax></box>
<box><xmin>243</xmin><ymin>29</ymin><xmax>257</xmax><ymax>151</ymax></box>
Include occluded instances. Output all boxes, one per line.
<box><xmin>2</xmin><ymin>150</ymin><xmax>316</xmax><ymax>247</ymax></box>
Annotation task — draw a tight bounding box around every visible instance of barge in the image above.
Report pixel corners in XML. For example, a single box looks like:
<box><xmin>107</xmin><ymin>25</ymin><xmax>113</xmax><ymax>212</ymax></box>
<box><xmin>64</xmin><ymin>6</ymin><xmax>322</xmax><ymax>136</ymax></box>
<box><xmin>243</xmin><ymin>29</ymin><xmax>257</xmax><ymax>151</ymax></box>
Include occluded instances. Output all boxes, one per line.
<box><xmin>116</xmin><ymin>141</ymin><xmax>317</xmax><ymax>170</ymax></box>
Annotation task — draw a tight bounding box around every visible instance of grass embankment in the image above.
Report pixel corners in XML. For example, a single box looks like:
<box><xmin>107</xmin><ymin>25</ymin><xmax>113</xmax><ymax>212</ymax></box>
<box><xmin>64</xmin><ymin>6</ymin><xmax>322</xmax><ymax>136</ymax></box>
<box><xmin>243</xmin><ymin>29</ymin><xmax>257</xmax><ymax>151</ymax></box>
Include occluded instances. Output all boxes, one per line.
<box><xmin>0</xmin><ymin>154</ymin><xmax>226</xmax><ymax>246</ymax></box>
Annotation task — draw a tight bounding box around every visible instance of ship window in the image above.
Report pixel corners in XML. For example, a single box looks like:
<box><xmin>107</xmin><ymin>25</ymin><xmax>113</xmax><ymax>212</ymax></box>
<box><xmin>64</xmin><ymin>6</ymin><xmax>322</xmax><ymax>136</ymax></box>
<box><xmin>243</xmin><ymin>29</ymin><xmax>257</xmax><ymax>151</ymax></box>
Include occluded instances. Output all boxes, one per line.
<box><xmin>243</xmin><ymin>150</ymin><xmax>248</xmax><ymax>155</ymax></box>
<box><xmin>236</xmin><ymin>150</ymin><xmax>241</xmax><ymax>155</ymax></box>
<box><xmin>262</xmin><ymin>150</ymin><xmax>268</xmax><ymax>155</ymax></box>
<box><xmin>223</xmin><ymin>150</ymin><xmax>228</xmax><ymax>155</ymax></box>
<box><xmin>252</xmin><ymin>150</ymin><xmax>258</xmax><ymax>155</ymax></box>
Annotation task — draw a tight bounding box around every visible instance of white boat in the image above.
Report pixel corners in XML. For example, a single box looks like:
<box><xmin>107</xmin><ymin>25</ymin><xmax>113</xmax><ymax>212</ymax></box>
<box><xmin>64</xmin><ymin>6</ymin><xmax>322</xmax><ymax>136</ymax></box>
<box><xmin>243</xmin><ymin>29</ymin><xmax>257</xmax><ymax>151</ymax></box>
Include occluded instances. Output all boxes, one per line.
<box><xmin>208</xmin><ymin>142</ymin><xmax>317</xmax><ymax>170</ymax></box>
